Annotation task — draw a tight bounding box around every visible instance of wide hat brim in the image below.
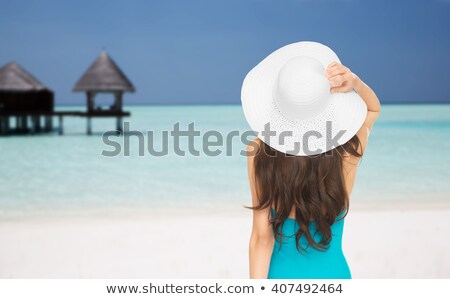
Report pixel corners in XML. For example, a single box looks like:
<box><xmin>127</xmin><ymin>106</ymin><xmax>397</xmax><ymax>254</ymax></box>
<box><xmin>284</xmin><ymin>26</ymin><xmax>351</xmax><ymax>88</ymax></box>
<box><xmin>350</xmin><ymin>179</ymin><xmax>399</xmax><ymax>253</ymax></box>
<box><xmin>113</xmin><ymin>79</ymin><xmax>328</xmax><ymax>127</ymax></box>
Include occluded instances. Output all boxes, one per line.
<box><xmin>241</xmin><ymin>41</ymin><xmax>367</xmax><ymax>156</ymax></box>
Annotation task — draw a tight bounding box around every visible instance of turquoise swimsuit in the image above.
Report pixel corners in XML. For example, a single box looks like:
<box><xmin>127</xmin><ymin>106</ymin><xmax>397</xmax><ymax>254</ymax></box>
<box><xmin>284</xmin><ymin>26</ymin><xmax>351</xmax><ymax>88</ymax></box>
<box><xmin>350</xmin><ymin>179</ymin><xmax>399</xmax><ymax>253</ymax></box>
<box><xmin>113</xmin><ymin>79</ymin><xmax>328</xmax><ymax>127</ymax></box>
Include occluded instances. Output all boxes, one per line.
<box><xmin>268</xmin><ymin>208</ymin><xmax>351</xmax><ymax>279</ymax></box>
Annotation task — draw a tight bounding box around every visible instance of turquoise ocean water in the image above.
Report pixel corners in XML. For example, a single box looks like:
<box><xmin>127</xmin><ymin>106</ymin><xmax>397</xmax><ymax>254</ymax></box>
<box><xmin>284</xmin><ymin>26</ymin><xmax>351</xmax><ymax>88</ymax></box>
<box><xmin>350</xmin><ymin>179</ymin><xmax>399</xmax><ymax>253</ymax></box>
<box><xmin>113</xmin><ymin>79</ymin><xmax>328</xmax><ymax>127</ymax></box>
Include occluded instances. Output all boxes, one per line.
<box><xmin>1</xmin><ymin>104</ymin><xmax>449</xmax><ymax>218</ymax></box>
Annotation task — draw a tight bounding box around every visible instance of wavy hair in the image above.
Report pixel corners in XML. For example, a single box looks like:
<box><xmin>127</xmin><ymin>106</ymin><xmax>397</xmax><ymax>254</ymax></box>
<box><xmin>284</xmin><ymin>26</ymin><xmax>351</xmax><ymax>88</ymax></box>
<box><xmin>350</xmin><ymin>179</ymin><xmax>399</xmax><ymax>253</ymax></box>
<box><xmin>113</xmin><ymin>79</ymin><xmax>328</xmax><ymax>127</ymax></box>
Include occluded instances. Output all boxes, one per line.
<box><xmin>247</xmin><ymin>135</ymin><xmax>362</xmax><ymax>253</ymax></box>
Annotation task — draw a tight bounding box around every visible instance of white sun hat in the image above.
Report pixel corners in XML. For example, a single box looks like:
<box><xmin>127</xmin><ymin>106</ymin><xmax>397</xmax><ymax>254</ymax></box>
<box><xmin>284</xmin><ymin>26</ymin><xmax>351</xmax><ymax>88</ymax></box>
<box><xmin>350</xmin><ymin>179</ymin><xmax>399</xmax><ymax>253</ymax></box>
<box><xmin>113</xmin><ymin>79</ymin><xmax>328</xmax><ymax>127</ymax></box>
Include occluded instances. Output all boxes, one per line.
<box><xmin>241</xmin><ymin>41</ymin><xmax>367</xmax><ymax>156</ymax></box>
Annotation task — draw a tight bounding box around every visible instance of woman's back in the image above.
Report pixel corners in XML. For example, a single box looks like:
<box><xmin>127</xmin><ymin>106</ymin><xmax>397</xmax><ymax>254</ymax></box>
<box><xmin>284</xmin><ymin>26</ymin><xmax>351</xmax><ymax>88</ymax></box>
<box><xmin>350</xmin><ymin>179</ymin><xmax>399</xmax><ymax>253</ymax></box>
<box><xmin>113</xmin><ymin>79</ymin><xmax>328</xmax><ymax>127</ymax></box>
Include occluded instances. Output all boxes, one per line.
<box><xmin>268</xmin><ymin>208</ymin><xmax>351</xmax><ymax>279</ymax></box>
<box><xmin>248</xmin><ymin>136</ymin><xmax>361</xmax><ymax>279</ymax></box>
<box><xmin>266</xmin><ymin>151</ymin><xmax>358</xmax><ymax>279</ymax></box>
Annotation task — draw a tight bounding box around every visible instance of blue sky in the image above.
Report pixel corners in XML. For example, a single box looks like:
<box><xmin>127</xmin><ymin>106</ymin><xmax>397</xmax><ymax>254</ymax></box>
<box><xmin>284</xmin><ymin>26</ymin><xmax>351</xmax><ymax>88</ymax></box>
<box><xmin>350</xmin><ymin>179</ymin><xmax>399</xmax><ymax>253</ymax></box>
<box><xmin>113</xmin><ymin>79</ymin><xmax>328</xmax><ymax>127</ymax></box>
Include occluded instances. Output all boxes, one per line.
<box><xmin>1</xmin><ymin>0</ymin><xmax>449</xmax><ymax>105</ymax></box>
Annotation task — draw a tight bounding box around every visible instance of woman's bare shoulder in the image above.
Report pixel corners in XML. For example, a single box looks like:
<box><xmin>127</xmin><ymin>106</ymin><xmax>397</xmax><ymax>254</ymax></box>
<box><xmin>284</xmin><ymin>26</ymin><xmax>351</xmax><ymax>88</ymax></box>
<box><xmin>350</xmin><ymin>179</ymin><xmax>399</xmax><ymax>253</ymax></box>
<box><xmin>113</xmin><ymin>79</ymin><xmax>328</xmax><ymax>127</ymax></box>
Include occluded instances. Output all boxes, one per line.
<box><xmin>342</xmin><ymin>152</ymin><xmax>361</xmax><ymax>167</ymax></box>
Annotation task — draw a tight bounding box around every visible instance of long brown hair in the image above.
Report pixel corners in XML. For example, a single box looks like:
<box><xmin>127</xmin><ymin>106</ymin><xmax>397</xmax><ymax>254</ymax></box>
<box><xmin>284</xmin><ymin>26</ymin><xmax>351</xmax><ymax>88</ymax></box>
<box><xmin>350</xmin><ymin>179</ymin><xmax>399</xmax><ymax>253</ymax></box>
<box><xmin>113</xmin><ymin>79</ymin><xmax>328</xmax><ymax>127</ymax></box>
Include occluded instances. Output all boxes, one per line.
<box><xmin>247</xmin><ymin>135</ymin><xmax>362</xmax><ymax>253</ymax></box>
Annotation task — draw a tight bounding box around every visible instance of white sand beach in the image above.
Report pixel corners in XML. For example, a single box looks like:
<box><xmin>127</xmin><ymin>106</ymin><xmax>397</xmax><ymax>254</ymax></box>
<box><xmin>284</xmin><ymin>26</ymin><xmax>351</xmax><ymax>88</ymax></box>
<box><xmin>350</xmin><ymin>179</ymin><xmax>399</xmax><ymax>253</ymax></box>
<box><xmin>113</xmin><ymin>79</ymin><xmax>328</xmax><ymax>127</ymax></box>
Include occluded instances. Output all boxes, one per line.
<box><xmin>1</xmin><ymin>203</ymin><xmax>449</xmax><ymax>279</ymax></box>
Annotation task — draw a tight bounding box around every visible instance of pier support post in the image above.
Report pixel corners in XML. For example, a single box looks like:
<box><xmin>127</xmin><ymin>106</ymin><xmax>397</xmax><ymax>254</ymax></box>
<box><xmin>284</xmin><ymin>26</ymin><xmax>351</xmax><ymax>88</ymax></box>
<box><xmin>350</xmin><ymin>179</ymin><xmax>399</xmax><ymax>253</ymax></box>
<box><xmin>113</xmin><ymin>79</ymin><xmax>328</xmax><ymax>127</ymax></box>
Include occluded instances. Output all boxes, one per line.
<box><xmin>58</xmin><ymin>115</ymin><xmax>63</xmax><ymax>135</ymax></box>
<box><xmin>30</xmin><ymin>116</ymin><xmax>35</xmax><ymax>134</ymax></box>
<box><xmin>31</xmin><ymin>115</ymin><xmax>41</xmax><ymax>132</ymax></box>
<box><xmin>116</xmin><ymin>116</ymin><xmax>123</xmax><ymax>133</ymax></box>
<box><xmin>0</xmin><ymin>116</ymin><xmax>8</xmax><ymax>134</ymax></box>
<box><xmin>18</xmin><ymin>116</ymin><xmax>27</xmax><ymax>132</ymax></box>
<box><xmin>44</xmin><ymin>115</ymin><xmax>53</xmax><ymax>132</ymax></box>
<box><xmin>87</xmin><ymin>117</ymin><xmax>92</xmax><ymax>135</ymax></box>
<box><xmin>6</xmin><ymin>116</ymin><xmax>10</xmax><ymax>133</ymax></box>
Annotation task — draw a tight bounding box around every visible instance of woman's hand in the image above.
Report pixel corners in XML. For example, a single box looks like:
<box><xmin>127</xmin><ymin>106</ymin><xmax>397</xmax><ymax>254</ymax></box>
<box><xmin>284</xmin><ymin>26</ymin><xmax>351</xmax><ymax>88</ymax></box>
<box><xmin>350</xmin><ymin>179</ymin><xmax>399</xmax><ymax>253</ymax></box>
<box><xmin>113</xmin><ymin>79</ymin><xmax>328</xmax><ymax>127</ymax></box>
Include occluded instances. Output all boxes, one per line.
<box><xmin>325</xmin><ymin>61</ymin><xmax>381</xmax><ymax>155</ymax></box>
<box><xmin>325</xmin><ymin>61</ymin><xmax>360</xmax><ymax>93</ymax></box>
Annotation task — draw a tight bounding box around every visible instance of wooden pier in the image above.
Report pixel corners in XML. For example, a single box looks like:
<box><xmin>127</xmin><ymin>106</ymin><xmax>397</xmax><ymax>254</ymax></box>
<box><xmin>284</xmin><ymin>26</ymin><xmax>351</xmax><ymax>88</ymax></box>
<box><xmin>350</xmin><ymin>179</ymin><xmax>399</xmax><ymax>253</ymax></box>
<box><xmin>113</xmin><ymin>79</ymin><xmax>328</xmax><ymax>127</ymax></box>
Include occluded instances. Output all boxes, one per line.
<box><xmin>0</xmin><ymin>110</ymin><xmax>130</xmax><ymax>135</ymax></box>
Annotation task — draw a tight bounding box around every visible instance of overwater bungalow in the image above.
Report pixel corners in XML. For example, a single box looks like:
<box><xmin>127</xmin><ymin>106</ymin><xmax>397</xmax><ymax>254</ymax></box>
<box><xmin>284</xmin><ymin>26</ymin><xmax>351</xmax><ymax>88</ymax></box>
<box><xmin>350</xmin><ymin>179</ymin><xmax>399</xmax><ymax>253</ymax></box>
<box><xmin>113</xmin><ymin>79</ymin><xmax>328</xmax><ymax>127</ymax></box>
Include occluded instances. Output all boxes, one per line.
<box><xmin>73</xmin><ymin>51</ymin><xmax>135</xmax><ymax>134</ymax></box>
<box><xmin>0</xmin><ymin>62</ymin><xmax>54</xmax><ymax>134</ymax></box>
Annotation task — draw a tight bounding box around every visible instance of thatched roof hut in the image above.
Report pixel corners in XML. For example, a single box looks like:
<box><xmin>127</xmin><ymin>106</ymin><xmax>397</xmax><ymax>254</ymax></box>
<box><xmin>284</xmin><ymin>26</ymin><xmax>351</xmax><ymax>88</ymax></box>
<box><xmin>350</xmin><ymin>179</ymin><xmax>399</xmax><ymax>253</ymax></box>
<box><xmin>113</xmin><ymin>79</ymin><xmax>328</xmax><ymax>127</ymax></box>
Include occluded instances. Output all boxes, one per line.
<box><xmin>73</xmin><ymin>51</ymin><xmax>134</xmax><ymax>113</ymax></box>
<box><xmin>73</xmin><ymin>51</ymin><xmax>135</xmax><ymax>92</ymax></box>
<box><xmin>0</xmin><ymin>62</ymin><xmax>53</xmax><ymax>113</ymax></box>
